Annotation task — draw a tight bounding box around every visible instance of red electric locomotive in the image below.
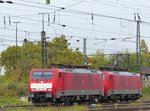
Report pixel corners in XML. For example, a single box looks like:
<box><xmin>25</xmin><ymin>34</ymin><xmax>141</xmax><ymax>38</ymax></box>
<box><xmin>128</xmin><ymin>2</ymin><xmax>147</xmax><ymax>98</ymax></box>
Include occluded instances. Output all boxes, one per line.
<box><xmin>28</xmin><ymin>65</ymin><xmax>142</xmax><ymax>104</ymax></box>
<box><xmin>28</xmin><ymin>68</ymin><xmax>104</xmax><ymax>104</ymax></box>
<box><xmin>103</xmin><ymin>71</ymin><xmax>142</xmax><ymax>102</ymax></box>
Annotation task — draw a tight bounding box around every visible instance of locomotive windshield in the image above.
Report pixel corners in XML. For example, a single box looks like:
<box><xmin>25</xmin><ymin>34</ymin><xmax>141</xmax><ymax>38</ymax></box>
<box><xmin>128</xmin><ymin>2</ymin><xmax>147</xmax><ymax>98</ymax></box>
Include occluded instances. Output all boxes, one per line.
<box><xmin>32</xmin><ymin>71</ymin><xmax>53</xmax><ymax>79</ymax></box>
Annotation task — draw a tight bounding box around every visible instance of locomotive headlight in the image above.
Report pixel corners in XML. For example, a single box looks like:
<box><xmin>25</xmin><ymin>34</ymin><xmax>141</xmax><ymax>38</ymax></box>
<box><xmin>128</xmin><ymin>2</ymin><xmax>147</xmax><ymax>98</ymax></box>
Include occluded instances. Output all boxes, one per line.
<box><xmin>31</xmin><ymin>88</ymin><xmax>36</xmax><ymax>91</ymax></box>
<box><xmin>47</xmin><ymin>88</ymin><xmax>51</xmax><ymax>91</ymax></box>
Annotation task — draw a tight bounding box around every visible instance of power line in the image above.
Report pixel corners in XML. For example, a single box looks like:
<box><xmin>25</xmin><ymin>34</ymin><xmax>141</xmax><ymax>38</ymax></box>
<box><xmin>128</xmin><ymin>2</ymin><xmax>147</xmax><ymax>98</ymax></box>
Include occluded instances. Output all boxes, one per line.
<box><xmin>0</xmin><ymin>14</ymin><xmax>137</xmax><ymax>37</ymax></box>
<box><xmin>0</xmin><ymin>26</ymin><xmax>41</xmax><ymax>34</ymax></box>
<box><xmin>1</xmin><ymin>0</ymin><xmax>150</xmax><ymax>28</ymax></box>
<box><xmin>2</xmin><ymin>1</ymin><xmax>150</xmax><ymax>26</ymax></box>
<box><xmin>65</xmin><ymin>0</ymin><xmax>87</xmax><ymax>8</ymax></box>
<box><xmin>1</xmin><ymin>0</ymin><xmax>150</xmax><ymax>54</ymax></box>
<box><xmin>61</xmin><ymin>24</ymin><xmax>135</xmax><ymax>36</ymax></box>
<box><xmin>0</xmin><ymin>0</ymin><xmax>148</xmax><ymax>23</ymax></box>
<box><xmin>74</xmin><ymin>0</ymin><xmax>150</xmax><ymax>11</ymax></box>
<box><xmin>9</xmin><ymin>0</ymin><xmax>150</xmax><ymax>24</ymax></box>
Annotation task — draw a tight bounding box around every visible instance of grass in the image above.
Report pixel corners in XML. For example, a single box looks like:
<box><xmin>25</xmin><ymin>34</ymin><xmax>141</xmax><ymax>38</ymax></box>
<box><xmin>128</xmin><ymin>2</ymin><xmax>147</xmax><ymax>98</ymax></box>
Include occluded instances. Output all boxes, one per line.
<box><xmin>142</xmin><ymin>86</ymin><xmax>150</xmax><ymax>99</ymax></box>
<box><xmin>142</xmin><ymin>94</ymin><xmax>150</xmax><ymax>99</ymax></box>
<box><xmin>0</xmin><ymin>98</ymin><xmax>32</xmax><ymax>106</ymax></box>
<box><xmin>0</xmin><ymin>98</ymin><xmax>90</xmax><ymax>111</ymax></box>
<box><xmin>7</xmin><ymin>105</ymin><xmax>89</xmax><ymax>111</ymax></box>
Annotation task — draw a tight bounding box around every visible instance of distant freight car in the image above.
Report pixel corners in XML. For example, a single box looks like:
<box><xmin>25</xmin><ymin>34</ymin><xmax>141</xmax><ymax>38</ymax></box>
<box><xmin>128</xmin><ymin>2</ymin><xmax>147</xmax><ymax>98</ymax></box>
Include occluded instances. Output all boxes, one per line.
<box><xmin>103</xmin><ymin>71</ymin><xmax>142</xmax><ymax>102</ymax></box>
<box><xmin>28</xmin><ymin>68</ymin><xmax>104</xmax><ymax>104</ymax></box>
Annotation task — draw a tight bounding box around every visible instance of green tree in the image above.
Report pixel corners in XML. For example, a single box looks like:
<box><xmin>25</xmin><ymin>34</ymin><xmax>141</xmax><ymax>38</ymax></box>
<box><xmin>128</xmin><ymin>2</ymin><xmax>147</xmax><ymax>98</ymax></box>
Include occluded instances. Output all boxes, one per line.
<box><xmin>141</xmin><ymin>39</ymin><xmax>148</xmax><ymax>54</ymax></box>
<box><xmin>0</xmin><ymin>42</ymin><xmax>41</xmax><ymax>81</ymax></box>
<box><xmin>0</xmin><ymin>35</ymin><xmax>86</xmax><ymax>78</ymax></box>
<box><xmin>47</xmin><ymin>35</ymin><xmax>84</xmax><ymax>65</ymax></box>
<box><xmin>1</xmin><ymin>46</ymin><xmax>17</xmax><ymax>72</ymax></box>
<box><xmin>90</xmin><ymin>50</ymin><xmax>109</xmax><ymax>69</ymax></box>
<box><xmin>141</xmin><ymin>53</ymin><xmax>150</xmax><ymax>67</ymax></box>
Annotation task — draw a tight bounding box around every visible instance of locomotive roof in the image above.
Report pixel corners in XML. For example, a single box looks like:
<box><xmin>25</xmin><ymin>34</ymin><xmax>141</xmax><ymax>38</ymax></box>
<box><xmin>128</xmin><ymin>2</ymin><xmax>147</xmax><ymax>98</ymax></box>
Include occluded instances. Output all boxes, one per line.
<box><xmin>61</xmin><ymin>68</ymin><xmax>101</xmax><ymax>74</ymax></box>
<box><xmin>30</xmin><ymin>68</ymin><xmax>101</xmax><ymax>74</ymax></box>
<box><xmin>108</xmin><ymin>71</ymin><xmax>140</xmax><ymax>76</ymax></box>
<box><xmin>99</xmin><ymin>66</ymin><xmax>128</xmax><ymax>71</ymax></box>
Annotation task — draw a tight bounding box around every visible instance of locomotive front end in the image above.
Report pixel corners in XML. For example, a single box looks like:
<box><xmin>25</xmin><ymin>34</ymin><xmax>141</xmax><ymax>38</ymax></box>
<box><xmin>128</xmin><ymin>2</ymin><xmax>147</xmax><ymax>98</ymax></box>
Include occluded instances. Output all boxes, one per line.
<box><xmin>28</xmin><ymin>69</ymin><xmax>53</xmax><ymax>103</ymax></box>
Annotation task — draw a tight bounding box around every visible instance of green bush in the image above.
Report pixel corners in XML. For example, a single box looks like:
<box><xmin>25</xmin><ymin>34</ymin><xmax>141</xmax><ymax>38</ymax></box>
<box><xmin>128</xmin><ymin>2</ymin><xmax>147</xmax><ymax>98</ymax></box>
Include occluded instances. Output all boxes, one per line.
<box><xmin>0</xmin><ymin>80</ymin><xmax>28</xmax><ymax>98</ymax></box>
<box><xmin>16</xmin><ymin>83</ymin><xmax>28</xmax><ymax>97</ymax></box>
<box><xmin>142</xmin><ymin>86</ymin><xmax>150</xmax><ymax>99</ymax></box>
<box><xmin>142</xmin><ymin>86</ymin><xmax>150</xmax><ymax>94</ymax></box>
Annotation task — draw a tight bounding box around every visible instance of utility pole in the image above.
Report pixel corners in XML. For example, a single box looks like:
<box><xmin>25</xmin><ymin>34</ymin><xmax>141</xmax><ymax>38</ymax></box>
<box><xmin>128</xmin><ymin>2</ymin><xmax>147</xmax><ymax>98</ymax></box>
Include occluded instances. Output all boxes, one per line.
<box><xmin>39</xmin><ymin>13</ymin><xmax>48</xmax><ymax>68</ymax></box>
<box><xmin>135</xmin><ymin>13</ymin><xmax>141</xmax><ymax>64</ymax></box>
<box><xmin>13</xmin><ymin>21</ymin><xmax>20</xmax><ymax>65</ymax></box>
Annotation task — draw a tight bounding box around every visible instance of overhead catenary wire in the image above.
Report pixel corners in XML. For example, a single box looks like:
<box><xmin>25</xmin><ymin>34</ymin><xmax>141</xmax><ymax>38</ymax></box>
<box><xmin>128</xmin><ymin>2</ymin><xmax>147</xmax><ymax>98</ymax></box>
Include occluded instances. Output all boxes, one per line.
<box><xmin>1</xmin><ymin>1</ymin><xmax>150</xmax><ymax>26</ymax></box>
<box><xmin>72</xmin><ymin>0</ymin><xmax>150</xmax><ymax>11</ymax></box>
<box><xmin>1</xmin><ymin>0</ymin><xmax>150</xmax><ymax>54</ymax></box>
<box><xmin>6</xmin><ymin>0</ymin><xmax>148</xmax><ymax>23</ymax></box>
<box><xmin>0</xmin><ymin>18</ymin><xmax>137</xmax><ymax>44</ymax></box>
<box><xmin>0</xmin><ymin>13</ymin><xmax>137</xmax><ymax>37</ymax></box>
<box><xmin>18</xmin><ymin>0</ymin><xmax>150</xmax><ymax>11</ymax></box>
<box><xmin>1</xmin><ymin>0</ymin><xmax>150</xmax><ymax>28</ymax></box>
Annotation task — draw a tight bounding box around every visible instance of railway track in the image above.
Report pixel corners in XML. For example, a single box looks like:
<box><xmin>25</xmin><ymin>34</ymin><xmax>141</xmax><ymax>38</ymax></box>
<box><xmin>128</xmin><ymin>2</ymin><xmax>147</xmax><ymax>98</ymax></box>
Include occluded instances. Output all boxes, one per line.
<box><xmin>88</xmin><ymin>99</ymin><xmax>150</xmax><ymax>111</ymax></box>
<box><xmin>88</xmin><ymin>106</ymin><xmax>150</xmax><ymax>111</ymax></box>
<box><xmin>1</xmin><ymin>99</ymin><xmax>150</xmax><ymax>111</ymax></box>
<box><xmin>0</xmin><ymin>104</ymin><xmax>35</xmax><ymax>110</ymax></box>
<box><xmin>0</xmin><ymin>103</ymin><xmax>52</xmax><ymax>111</ymax></box>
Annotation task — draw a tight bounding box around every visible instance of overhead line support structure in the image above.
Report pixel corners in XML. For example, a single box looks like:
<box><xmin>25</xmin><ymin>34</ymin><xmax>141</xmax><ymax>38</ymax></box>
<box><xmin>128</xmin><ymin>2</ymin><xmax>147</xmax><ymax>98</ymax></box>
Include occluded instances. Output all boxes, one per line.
<box><xmin>83</xmin><ymin>38</ymin><xmax>87</xmax><ymax>65</ymax></box>
<box><xmin>39</xmin><ymin>13</ymin><xmax>49</xmax><ymax>68</ymax></box>
<box><xmin>135</xmin><ymin>13</ymin><xmax>141</xmax><ymax>65</ymax></box>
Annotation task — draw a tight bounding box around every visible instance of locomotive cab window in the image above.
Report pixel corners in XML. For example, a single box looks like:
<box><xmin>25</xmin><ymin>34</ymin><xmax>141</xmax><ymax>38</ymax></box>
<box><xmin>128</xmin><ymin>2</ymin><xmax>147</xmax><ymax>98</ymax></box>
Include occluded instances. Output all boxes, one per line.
<box><xmin>32</xmin><ymin>71</ymin><xmax>53</xmax><ymax>79</ymax></box>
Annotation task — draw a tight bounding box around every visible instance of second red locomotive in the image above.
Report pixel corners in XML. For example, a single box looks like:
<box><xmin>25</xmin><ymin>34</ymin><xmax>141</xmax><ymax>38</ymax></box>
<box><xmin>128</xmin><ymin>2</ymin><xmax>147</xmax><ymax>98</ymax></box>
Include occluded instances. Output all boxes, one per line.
<box><xmin>103</xmin><ymin>71</ymin><xmax>142</xmax><ymax>102</ymax></box>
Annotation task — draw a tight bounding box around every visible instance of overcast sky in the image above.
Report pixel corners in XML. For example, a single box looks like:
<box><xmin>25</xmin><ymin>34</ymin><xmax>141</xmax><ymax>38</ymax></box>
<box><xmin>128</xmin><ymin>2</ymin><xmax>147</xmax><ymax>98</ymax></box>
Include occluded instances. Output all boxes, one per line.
<box><xmin>0</xmin><ymin>0</ymin><xmax>150</xmax><ymax>54</ymax></box>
